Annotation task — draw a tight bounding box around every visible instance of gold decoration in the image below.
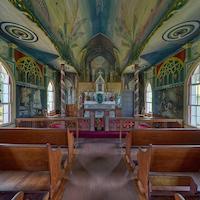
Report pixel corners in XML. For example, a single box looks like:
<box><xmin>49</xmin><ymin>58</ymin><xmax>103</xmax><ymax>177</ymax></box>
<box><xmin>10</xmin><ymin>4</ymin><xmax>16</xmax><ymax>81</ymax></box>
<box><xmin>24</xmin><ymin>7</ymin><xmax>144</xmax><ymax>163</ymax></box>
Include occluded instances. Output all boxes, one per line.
<box><xmin>16</xmin><ymin>56</ymin><xmax>43</xmax><ymax>85</ymax></box>
<box><xmin>157</xmin><ymin>57</ymin><xmax>184</xmax><ymax>79</ymax></box>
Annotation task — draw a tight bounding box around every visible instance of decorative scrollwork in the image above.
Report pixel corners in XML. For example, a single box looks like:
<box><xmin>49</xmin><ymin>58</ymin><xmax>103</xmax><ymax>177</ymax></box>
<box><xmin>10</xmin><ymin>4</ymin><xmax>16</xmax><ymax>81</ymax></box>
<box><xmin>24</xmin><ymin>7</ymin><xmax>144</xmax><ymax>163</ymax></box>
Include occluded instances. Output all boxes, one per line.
<box><xmin>16</xmin><ymin>56</ymin><xmax>43</xmax><ymax>85</ymax></box>
<box><xmin>163</xmin><ymin>21</ymin><xmax>200</xmax><ymax>42</ymax></box>
<box><xmin>0</xmin><ymin>22</ymin><xmax>38</xmax><ymax>43</ymax></box>
<box><xmin>157</xmin><ymin>57</ymin><xmax>184</xmax><ymax>79</ymax></box>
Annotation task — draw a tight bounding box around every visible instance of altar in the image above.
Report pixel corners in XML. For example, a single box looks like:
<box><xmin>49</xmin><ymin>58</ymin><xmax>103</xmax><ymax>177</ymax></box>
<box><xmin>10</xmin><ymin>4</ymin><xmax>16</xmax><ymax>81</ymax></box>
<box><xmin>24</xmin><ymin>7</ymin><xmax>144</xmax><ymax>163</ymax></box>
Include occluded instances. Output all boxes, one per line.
<box><xmin>79</xmin><ymin>72</ymin><xmax>121</xmax><ymax>131</ymax></box>
<box><xmin>84</xmin><ymin>101</ymin><xmax>116</xmax><ymax>118</ymax></box>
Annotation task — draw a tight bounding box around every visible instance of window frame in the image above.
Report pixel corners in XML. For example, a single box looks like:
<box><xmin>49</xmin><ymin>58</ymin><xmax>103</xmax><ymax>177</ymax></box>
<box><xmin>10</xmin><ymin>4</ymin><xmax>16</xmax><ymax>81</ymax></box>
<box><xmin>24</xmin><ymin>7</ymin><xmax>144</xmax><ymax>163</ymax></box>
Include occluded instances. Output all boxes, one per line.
<box><xmin>0</xmin><ymin>61</ymin><xmax>13</xmax><ymax>126</ymax></box>
<box><xmin>47</xmin><ymin>81</ymin><xmax>56</xmax><ymax>114</ymax></box>
<box><xmin>188</xmin><ymin>64</ymin><xmax>200</xmax><ymax>128</ymax></box>
<box><xmin>145</xmin><ymin>82</ymin><xmax>153</xmax><ymax>114</ymax></box>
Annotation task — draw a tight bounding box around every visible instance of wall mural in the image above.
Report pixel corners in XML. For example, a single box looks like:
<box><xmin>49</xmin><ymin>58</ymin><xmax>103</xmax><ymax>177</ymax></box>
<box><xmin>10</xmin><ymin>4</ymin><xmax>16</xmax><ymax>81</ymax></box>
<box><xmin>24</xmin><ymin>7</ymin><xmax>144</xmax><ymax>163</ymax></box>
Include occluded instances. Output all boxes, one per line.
<box><xmin>17</xmin><ymin>87</ymin><xmax>44</xmax><ymax>117</ymax></box>
<box><xmin>155</xmin><ymin>86</ymin><xmax>183</xmax><ymax>118</ymax></box>
<box><xmin>9</xmin><ymin>0</ymin><xmax>180</xmax><ymax>72</ymax></box>
<box><xmin>0</xmin><ymin>38</ymin><xmax>10</xmax><ymax>58</ymax></box>
<box><xmin>14</xmin><ymin>50</ymin><xmax>45</xmax><ymax>117</ymax></box>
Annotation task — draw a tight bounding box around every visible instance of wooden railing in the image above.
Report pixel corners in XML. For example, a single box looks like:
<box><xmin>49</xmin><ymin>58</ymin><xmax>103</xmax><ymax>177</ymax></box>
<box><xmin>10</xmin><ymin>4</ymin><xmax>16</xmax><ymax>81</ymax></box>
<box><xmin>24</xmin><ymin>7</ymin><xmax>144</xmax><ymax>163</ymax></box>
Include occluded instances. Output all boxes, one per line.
<box><xmin>15</xmin><ymin>116</ymin><xmax>184</xmax><ymax>144</ymax></box>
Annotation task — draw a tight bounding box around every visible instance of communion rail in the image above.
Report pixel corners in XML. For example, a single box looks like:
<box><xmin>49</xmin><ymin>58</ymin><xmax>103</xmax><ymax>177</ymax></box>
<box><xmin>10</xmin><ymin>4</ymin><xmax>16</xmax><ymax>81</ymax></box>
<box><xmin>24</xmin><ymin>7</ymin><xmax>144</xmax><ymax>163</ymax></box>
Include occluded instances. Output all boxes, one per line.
<box><xmin>15</xmin><ymin>117</ymin><xmax>183</xmax><ymax>142</ymax></box>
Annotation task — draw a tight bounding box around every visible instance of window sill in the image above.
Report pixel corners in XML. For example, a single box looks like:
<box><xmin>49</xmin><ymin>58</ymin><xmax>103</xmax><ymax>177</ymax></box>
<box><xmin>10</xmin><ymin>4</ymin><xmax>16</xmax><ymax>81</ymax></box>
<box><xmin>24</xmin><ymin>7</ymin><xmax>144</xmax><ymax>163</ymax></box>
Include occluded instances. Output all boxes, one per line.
<box><xmin>0</xmin><ymin>122</ymin><xmax>15</xmax><ymax>127</ymax></box>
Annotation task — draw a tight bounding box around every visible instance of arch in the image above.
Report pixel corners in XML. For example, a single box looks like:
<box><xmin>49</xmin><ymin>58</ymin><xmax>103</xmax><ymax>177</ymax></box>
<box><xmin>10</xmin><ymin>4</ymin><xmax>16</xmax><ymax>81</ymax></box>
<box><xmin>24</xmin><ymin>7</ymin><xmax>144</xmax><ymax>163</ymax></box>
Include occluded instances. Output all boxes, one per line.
<box><xmin>47</xmin><ymin>81</ymin><xmax>55</xmax><ymax>113</ymax></box>
<box><xmin>145</xmin><ymin>82</ymin><xmax>152</xmax><ymax>113</ymax></box>
<box><xmin>0</xmin><ymin>57</ymin><xmax>16</xmax><ymax>125</ymax></box>
<box><xmin>185</xmin><ymin>59</ymin><xmax>200</xmax><ymax>127</ymax></box>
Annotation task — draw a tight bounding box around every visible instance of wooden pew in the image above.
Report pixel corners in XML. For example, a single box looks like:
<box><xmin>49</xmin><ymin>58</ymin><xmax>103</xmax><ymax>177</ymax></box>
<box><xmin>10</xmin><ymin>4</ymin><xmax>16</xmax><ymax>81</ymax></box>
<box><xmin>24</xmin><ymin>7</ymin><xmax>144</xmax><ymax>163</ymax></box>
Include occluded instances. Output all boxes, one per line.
<box><xmin>0</xmin><ymin>191</ymin><xmax>24</xmax><ymax>200</ymax></box>
<box><xmin>12</xmin><ymin>192</ymin><xmax>23</xmax><ymax>200</ymax></box>
<box><xmin>125</xmin><ymin>128</ymin><xmax>200</xmax><ymax>169</ymax></box>
<box><xmin>137</xmin><ymin>145</ymin><xmax>200</xmax><ymax>200</ymax></box>
<box><xmin>175</xmin><ymin>193</ymin><xmax>185</xmax><ymax>200</ymax></box>
<box><xmin>0</xmin><ymin>143</ymin><xmax>62</xmax><ymax>199</ymax></box>
<box><xmin>0</xmin><ymin>128</ymin><xmax>75</xmax><ymax>168</ymax></box>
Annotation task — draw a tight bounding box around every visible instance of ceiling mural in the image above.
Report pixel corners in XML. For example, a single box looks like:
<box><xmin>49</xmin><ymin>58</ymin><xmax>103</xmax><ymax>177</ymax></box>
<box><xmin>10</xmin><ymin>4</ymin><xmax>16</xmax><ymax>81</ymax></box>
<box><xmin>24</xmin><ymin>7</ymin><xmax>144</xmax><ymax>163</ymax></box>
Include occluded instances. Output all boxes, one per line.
<box><xmin>0</xmin><ymin>0</ymin><xmax>199</xmax><ymax>79</ymax></box>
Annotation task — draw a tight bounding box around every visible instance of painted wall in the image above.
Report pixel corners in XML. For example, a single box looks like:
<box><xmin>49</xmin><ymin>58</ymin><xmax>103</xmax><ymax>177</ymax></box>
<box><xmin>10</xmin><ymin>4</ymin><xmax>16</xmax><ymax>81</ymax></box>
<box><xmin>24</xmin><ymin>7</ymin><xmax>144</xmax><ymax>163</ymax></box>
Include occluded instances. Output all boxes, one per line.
<box><xmin>0</xmin><ymin>37</ymin><xmax>61</xmax><ymax>119</ymax></box>
<box><xmin>141</xmin><ymin>36</ymin><xmax>200</xmax><ymax>120</ymax></box>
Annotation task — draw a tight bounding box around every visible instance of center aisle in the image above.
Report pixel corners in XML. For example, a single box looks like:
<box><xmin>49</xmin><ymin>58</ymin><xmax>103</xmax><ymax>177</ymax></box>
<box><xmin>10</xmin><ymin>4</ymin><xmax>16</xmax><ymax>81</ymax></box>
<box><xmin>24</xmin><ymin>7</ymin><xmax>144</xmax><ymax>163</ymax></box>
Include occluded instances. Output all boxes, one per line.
<box><xmin>62</xmin><ymin>138</ymin><xmax>138</xmax><ymax>200</ymax></box>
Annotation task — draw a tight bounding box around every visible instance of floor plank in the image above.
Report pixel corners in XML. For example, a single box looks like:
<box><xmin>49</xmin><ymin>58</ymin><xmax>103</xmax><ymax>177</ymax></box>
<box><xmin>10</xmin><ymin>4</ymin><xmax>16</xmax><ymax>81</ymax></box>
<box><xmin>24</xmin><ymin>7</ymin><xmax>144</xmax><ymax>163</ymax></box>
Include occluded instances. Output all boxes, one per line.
<box><xmin>62</xmin><ymin>139</ymin><xmax>138</xmax><ymax>200</ymax></box>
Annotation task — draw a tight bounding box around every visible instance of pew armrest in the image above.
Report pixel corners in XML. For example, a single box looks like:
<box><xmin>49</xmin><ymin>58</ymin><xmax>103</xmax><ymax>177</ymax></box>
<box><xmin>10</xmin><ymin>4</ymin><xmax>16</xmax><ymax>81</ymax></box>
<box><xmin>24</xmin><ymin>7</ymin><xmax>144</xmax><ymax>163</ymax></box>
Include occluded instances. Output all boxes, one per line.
<box><xmin>175</xmin><ymin>193</ymin><xmax>186</xmax><ymax>200</ymax></box>
<box><xmin>11</xmin><ymin>192</ymin><xmax>24</xmax><ymax>200</ymax></box>
<box><xmin>48</xmin><ymin>145</ymin><xmax>63</xmax><ymax>198</ymax></box>
<box><xmin>137</xmin><ymin>147</ymin><xmax>152</xmax><ymax>198</ymax></box>
<box><xmin>125</xmin><ymin>132</ymin><xmax>132</xmax><ymax>159</ymax></box>
<box><xmin>67</xmin><ymin>129</ymin><xmax>75</xmax><ymax>163</ymax></box>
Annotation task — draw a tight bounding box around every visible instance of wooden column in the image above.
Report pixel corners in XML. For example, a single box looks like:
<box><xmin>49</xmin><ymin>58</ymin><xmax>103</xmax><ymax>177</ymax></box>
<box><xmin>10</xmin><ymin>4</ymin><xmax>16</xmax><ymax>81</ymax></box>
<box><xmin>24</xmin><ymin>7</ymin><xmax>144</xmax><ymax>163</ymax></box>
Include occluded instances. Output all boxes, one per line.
<box><xmin>60</xmin><ymin>64</ymin><xmax>66</xmax><ymax>116</ymax></box>
<box><xmin>134</xmin><ymin>66</ymin><xmax>140</xmax><ymax>115</ymax></box>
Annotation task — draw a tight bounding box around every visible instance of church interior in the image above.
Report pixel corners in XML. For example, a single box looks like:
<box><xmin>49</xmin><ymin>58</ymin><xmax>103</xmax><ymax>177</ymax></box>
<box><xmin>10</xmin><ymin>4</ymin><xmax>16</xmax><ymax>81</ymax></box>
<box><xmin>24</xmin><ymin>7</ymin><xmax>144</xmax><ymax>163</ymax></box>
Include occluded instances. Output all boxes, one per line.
<box><xmin>0</xmin><ymin>0</ymin><xmax>200</xmax><ymax>200</ymax></box>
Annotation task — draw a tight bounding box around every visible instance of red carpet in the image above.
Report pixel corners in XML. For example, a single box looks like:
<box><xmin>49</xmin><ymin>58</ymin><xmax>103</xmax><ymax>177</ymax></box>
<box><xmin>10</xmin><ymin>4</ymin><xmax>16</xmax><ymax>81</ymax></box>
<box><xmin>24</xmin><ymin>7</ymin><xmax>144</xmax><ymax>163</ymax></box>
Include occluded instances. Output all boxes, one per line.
<box><xmin>74</xmin><ymin>131</ymin><xmax>128</xmax><ymax>138</ymax></box>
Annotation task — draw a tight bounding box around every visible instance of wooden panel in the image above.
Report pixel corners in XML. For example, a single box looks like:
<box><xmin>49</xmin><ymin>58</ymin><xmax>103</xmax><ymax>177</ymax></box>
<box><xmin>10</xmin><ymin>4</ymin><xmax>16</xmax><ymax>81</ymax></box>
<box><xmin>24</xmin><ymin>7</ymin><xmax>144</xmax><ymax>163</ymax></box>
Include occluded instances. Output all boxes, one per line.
<box><xmin>151</xmin><ymin>146</ymin><xmax>200</xmax><ymax>172</ymax></box>
<box><xmin>175</xmin><ymin>194</ymin><xmax>185</xmax><ymax>200</ymax></box>
<box><xmin>11</xmin><ymin>192</ymin><xmax>24</xmax><ymax>200</ymax></box>
<box><xmin>130</xmin><ymin>129</ymin><xmax>200</xmax><ymax>146</ymax></box>
<box><xmin>0</xmin><ymin>144</ymin><xmax>49</xmax><ymax>171</ymax></box>
<box><xmin>0</xmin><ymin>128</ymin><xmax>68</xmax><ymax>146</ymax></box>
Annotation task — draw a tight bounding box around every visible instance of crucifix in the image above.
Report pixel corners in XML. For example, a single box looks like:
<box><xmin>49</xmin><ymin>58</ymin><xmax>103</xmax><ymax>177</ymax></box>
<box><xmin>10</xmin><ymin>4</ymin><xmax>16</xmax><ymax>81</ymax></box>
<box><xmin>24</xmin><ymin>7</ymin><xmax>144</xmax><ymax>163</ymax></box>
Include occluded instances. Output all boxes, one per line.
<box><xmin>98</xmin><ymin>70</ymin><xmax>103</xmax><ymax>77</ymax></box>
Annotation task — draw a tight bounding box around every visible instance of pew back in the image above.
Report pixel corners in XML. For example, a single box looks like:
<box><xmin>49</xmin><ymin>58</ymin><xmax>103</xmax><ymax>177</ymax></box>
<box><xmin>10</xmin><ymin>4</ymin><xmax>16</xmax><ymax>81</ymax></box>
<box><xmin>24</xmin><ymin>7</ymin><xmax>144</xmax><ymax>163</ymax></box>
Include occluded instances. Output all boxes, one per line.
<box><xmin>0</xmin><ymin>128</ymin><xmax>75</xmax><ymax>163</ymax></box>
<box><xmin>150</xmin><ymin>145</ymin><xmax>200</xmax><ymax>172</ymax></box>
<box><xmin>126</xmin><ymin>129</ymin><xmax>200</xmax><ymax>158</ymax></box>
<box><xmin>128</xmin><ymin>128</ymin><xmax>200</xmax><ymax>146</ymax></box>
<box><xmin>137</xmin><ymin>145</ymin><xmax>200</xmax><ymax>199</ymax></box>
<box><xmin>0</xmin><ymin>128</ymin><xmax>68</xmax><ymax>146</ymax></box>
<box><xmin>0</xmin><ymin>144</ymin><xmax>49</xmax><ymax>171</ymax></box>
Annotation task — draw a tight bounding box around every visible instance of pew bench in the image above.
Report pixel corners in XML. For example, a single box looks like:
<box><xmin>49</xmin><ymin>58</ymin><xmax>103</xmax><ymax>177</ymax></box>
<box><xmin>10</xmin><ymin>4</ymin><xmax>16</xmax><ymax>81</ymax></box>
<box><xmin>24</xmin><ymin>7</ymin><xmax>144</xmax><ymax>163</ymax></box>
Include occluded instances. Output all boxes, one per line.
<box><xmin>175</xmin><ymin>194</ymin><xmax>185</xmax><ymax>200</ymax></box>
<box><xmin>137</xmin><ymin>145</ymin><xmax>200</xmax><ymax>200</ymax></box>
<box><xmin>0</xmin><ymin>128</ymin><xmax>75</xmax><ymax>170</ymax></box>
<box><xmin>0</xmin><ymin>144</ymin><xmax>63</xmax><ymax>199</ymax></box>
<box><xmin>0</xmin><ymin>192</ymin><xmax>23</xmax><ymax>200</ymax></box>
<box><xmin>125</xmin><ymin>128</ymin><xmax>200</xmax><ymax>169</ymax></box>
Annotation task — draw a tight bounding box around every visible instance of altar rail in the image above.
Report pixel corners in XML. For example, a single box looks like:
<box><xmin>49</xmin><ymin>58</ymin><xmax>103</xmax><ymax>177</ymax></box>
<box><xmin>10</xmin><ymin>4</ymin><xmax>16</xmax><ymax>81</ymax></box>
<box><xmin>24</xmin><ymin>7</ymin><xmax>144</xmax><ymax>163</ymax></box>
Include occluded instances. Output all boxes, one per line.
<box><xmin>15</xmin><ymin>117</ymin><xmax>184</xmax><ymax>141</ymax></box>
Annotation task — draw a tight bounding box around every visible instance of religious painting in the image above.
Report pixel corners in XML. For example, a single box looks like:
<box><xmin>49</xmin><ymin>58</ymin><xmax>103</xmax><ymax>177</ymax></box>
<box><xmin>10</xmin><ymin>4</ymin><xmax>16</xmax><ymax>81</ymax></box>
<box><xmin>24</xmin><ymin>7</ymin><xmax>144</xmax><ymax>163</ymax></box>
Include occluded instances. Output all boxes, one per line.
<box><xmin>17</xmin><ymin>86</ymin><xmax>44</xmax><ymax>117</ymax></box>
<box><xmin>155</xmin><ymin>86</ymin><xmax>183</xmax><ymax>118</ymax></box>
<box><xmin>33</xmin><ymin>90</ymin><xmax>42</xmax><ymax>109</ymax></box>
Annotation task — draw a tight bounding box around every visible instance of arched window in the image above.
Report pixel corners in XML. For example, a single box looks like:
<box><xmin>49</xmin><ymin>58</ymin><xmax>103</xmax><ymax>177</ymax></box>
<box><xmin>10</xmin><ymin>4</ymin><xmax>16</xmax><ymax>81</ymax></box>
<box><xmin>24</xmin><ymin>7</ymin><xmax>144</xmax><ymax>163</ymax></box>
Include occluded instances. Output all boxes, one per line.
<box><xmin>145</xmin><ymin>83</ymin><xmax>152</xmax><ymax>113</ymax></box>
<box><xmin>0</xmin><ymin>62</ymin><xmax>12</xmax><ymax>125</ymax></box>
<box><xmin>47</xmin><ymin>81</ymin><xmax>55</xmax><ymax>113</ymax></box>
<box><xmin>188</xmin><ymin>64</ymin><xmax>200</xmax><ymax>127</ymax></box>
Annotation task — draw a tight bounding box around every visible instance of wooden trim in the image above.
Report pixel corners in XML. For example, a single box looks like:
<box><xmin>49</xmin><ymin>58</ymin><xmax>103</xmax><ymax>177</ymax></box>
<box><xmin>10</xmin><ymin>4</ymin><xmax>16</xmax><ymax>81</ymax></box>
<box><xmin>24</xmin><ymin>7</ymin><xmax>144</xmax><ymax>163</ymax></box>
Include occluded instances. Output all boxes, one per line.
<box><xmin>175</xmin><ymin>193</ymin><xmax>185</xmax><ymax>200</ymax></box>
<box><xmin>11</xmin><ymin>192</ymin><xmax>24</xmax><ymax>200</ymax></box>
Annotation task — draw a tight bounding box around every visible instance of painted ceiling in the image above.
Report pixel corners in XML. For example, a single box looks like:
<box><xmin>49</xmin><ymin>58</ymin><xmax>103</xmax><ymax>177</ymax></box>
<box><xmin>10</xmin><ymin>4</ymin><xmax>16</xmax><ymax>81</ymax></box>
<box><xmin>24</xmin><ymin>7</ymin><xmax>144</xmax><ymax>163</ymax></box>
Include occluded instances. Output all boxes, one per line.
<box><xmin>0</xmin><ymin>0</ymin><xmax>200</xmax><ymax>76</ymax></box>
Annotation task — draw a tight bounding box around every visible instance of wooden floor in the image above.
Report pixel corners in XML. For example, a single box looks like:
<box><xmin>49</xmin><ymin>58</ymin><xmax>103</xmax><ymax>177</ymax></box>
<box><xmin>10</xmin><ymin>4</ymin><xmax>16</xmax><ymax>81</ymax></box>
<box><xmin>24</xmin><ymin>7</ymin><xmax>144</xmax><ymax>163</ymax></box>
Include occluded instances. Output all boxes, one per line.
<box><xmin>62</xmin><ymin>139</ymin><xmax>138</xmax><ymax>200</ymax></box>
